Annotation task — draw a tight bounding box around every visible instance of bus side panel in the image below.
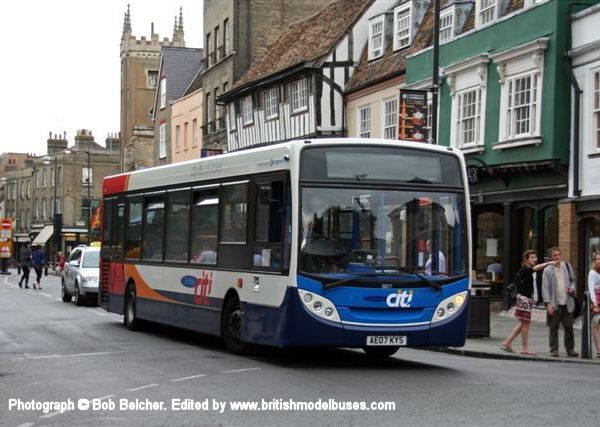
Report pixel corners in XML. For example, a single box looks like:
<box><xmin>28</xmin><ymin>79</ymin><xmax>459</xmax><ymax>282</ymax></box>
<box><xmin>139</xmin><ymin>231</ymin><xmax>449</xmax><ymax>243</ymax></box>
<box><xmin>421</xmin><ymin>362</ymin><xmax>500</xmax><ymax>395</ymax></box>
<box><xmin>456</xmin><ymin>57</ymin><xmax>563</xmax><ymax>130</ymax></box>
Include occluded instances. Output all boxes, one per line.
<box><xmin>107</xmin><ymin>261</ymin><xmax>126</xmax><ymax>315</ymax></box>
<box><xmin>136</xmin><ymin>297</ymin><xmax>221</xmax><ymax>336</ymax></box>
<box><xmin>241</xmin><ymin>288</ymin><xmax>345</xmax><ymax>347</ymax></box>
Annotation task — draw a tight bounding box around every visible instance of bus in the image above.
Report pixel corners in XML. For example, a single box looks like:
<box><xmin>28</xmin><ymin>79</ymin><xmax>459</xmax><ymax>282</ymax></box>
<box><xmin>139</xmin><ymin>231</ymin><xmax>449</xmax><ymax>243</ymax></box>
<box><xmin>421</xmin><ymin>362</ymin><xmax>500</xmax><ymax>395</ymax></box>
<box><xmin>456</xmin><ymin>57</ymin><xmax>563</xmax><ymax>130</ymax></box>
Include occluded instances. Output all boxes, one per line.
<box><xmin>99</xmin><ymin>139</ymin><xmax>471</xmax><ymax>357</ymax></box>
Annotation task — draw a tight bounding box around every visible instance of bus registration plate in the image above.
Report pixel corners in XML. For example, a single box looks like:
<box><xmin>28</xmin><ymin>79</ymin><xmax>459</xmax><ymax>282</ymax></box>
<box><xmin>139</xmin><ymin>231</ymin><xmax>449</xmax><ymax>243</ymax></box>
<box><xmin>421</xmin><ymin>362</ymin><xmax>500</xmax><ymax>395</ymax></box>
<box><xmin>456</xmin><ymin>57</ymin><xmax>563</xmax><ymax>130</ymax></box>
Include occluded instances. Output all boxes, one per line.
<box><xmin>366</xmin><ymin>336</ymin><xmax>407</xmax><ymax>346</ymax></box>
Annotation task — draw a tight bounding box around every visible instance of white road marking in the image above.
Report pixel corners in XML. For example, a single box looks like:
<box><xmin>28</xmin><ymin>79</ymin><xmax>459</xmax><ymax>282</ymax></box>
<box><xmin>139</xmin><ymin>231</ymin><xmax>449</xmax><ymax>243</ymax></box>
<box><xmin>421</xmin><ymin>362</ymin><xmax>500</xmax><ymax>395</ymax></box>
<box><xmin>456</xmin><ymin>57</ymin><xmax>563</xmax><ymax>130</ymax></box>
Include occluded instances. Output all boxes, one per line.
<box><xmin>93</xmin><ymin>394</ymin><xmax>116</xmax><ymax>401</ymax></box>
<box><xmin>56</xmin><ymin>298</ymin><xmax>63</xmax><ymax>302</ymax></box>
<box><xmin>39</xmin><ymin>292</ymin><xmax>52</xmax><ymax>297</ymax></box>
<box><xmin>40</xmin><ymin>409</ymin><xmax>64</xmax><ymax>419</ymax></box>
<box><xmin>220</xmin><ymin>367</ymin><xmax>261</xmax><ymax>374</ymax></box>
<box><xmin>127</xmin><ymin>383</ymin><xmax>159</xmax><ymax>392</ymax></box>
<box><xmin>170</xmin><ymin>374</ymin><xmax>207</xmax><ymax>382</ymax></box>
<box><xmin>17</xmin><ymin>422</ymin><xmax>36</xmax><ymax>426</ymax></box>
<box><xmin>86</xmin><ymin>309</ymin><xmax>107</xmax><ymax>317</ymax></box>
<box><xmin>20</xmin><ymin>350</ymin><xmax>129</xmax><ymax>360</ymax></box>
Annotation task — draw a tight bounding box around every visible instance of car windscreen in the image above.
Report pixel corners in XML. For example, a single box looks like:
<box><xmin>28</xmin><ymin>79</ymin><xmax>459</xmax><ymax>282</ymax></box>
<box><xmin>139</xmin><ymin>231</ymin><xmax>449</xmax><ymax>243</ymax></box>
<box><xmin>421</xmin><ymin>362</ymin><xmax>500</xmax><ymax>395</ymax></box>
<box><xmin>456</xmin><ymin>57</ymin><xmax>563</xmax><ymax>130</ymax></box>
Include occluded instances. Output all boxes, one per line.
<box><xmin>82</xmin><ymin>251</ymin><xmax>100</xmax><ymax>268</ymax></box>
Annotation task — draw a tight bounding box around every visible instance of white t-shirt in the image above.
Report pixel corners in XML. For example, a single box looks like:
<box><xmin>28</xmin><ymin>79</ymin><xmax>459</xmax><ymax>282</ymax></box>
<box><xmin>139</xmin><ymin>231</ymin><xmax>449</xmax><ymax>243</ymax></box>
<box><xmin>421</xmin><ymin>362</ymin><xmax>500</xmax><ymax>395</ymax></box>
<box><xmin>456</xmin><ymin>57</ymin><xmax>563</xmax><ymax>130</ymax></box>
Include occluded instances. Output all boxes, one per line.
<box><xmin>588</xmin><ymin>269</ymin><xmax>600</xmax><ymax>305</ymax></box>
<box><xmin>425</xmin><ymin>251</ymin><xmax>446</xmax><ymax>275</ymax></box>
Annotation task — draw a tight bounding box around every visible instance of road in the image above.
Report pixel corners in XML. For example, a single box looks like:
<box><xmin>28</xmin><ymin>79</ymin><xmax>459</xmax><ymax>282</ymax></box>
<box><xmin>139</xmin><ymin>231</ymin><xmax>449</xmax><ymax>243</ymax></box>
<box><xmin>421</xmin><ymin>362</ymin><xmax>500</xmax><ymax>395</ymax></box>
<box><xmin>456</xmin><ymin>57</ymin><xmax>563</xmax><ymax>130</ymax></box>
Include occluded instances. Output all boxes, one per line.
<box><xmin>1</xmin><ymin>270</ymin><xmax>599</xmax><ymax>426</ymax></box>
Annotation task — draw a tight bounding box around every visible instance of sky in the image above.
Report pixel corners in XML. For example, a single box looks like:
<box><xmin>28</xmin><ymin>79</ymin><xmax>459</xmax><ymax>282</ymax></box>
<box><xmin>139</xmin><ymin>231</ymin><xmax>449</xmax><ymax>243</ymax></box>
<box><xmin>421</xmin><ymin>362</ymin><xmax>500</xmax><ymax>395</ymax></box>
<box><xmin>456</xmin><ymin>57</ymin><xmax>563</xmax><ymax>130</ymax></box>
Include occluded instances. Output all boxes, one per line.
<box><xmin>0</xmin><ymin>0</ymin><xmax>203</xmax><ymax>156</ymax></box>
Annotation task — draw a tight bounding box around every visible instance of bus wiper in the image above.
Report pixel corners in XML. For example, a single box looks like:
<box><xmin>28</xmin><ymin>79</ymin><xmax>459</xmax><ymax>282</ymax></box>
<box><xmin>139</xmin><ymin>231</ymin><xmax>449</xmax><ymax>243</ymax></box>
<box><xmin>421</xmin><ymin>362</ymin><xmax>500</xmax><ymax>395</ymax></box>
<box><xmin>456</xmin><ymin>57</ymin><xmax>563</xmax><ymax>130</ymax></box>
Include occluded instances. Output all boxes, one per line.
<box><xmin>407</xmin><ymin>177</ymin><xmax>432</xmax><ymax>184</ymax></box>
<box><xmin>395</xmin><ymin>267</ymin><xmax>442</xmax><ymax>291</ymax></box>
<box><xmin>323</xmin><ymin>277</ymin><xmax>356</xmax><ymax>289</ymax></box>
<box><xmin>413</xmin><ymin>272</ymin><xmax>442</xmax><ymax>291</ymax></box>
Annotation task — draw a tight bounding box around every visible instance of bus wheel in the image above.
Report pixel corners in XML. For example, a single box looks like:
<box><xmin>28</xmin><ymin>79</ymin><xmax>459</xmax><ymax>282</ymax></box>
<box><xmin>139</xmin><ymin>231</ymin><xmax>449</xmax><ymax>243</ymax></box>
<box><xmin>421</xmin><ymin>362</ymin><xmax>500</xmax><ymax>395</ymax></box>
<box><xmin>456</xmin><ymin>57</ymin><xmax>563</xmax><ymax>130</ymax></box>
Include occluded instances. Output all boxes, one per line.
<box><xmin>61</xmin><ymin>279</ymin><xmax>72</xmax><ymax>303</ymax></box>
<box><xmin>362</xmin><ymin>346</ymin><xmax>400</xmax><ymax>358</ymax></box>
<box><xmin>124</xmin><ymin>284</ymin><xmax>141</xmax><ymax>331</ymax></box>
<box><xmin>222</xmin><ymin>297</ymin><xmax>250</xmax><ymax>354</ymax></box>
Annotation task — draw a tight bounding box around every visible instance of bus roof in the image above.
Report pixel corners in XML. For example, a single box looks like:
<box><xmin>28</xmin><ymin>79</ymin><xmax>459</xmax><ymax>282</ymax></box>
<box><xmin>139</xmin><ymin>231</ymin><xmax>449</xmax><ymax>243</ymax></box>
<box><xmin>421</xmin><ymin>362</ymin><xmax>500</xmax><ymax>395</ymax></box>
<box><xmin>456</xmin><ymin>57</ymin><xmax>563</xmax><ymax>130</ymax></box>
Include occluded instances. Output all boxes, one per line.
<box><xmin>103</xmin><ymin>139</ymin><xmax>461</xmax><ymax>196</ymax></box>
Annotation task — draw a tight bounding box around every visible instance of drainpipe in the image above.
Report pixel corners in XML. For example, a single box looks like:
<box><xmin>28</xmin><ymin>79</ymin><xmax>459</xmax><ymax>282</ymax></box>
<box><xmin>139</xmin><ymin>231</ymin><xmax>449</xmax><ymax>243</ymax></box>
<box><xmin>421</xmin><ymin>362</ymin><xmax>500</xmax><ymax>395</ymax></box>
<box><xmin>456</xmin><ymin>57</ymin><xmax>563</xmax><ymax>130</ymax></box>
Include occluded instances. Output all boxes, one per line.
<box><xmin>566</xmin><ymin>2</ymin><xmax>592</xmax><ymax>198</ymax></box>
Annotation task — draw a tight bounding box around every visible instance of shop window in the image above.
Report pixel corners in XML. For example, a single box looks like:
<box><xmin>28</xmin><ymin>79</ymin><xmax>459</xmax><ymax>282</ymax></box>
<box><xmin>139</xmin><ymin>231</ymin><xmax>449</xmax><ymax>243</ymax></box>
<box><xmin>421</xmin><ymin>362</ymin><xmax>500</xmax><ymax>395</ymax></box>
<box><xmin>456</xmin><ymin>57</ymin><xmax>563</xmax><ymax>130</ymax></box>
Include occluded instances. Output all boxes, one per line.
<box><xmin>541</xmin><ymin>205</ymin><xmax>558</xmax><ymax>256</ymax></box>
<box><xmin>475</xmin><ymin>211</ymin><xmax>504</xmax><ymax>281</ymax></box>
<box><xmin>585</xmin><ymin>217</ymin><xmax>600</xmax><ymax>273</ymax></box>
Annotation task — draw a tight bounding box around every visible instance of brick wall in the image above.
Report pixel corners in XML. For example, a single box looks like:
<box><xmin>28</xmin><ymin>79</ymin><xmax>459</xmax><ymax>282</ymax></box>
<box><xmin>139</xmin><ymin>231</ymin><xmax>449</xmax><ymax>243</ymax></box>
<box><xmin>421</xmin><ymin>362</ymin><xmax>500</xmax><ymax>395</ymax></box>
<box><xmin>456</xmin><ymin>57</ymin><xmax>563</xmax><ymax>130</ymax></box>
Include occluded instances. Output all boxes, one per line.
<box><xmin>558</xmin><ymin>200</ymin><xmax>578</xmax><ymax>274</ymax></box>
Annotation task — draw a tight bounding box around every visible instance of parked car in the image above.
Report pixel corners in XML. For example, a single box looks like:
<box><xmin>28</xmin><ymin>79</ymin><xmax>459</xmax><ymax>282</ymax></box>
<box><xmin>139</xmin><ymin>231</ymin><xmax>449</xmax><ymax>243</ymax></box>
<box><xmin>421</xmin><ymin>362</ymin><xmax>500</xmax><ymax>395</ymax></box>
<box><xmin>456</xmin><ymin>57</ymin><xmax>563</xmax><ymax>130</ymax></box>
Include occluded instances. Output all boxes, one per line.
<box><xmin>61</xmin><ymin>245</ymin><xmax>100</xmax><ymax>306</ymax></box>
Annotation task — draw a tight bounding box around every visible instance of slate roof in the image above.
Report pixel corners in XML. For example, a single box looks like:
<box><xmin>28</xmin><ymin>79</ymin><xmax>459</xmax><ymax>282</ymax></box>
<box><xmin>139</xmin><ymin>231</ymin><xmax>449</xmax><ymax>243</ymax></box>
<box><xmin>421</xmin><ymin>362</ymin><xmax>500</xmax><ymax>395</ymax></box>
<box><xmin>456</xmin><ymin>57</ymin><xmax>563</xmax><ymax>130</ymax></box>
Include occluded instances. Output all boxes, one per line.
<box><xmin>161</xmin><ymin>46</ymin><xmax>204</xmax><ymax>101</ymax></box>
<box><xmin>346</xmin><ymin>0</ymin><xmax>526</xmax><ymax>94</ymax></box>
<box><xmin>183</xmin><ymin>67</ymin><xmax>203</xmax><ymax>97</ymax></box>
<box><xmin>229</xmin><ymin>0</ymin><xmax>373</xmax><ymax>95</ymax></box>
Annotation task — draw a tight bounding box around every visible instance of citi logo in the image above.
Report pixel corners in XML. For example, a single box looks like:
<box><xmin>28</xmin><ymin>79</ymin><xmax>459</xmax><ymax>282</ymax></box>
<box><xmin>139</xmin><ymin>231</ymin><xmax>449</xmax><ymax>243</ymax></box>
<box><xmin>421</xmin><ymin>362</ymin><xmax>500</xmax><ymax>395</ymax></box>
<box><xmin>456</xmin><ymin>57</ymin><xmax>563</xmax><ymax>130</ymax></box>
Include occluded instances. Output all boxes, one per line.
<box><xmin>386</xmin><ymin>290</ymin><xmax>414</xmax><ymax>308</ymax></box>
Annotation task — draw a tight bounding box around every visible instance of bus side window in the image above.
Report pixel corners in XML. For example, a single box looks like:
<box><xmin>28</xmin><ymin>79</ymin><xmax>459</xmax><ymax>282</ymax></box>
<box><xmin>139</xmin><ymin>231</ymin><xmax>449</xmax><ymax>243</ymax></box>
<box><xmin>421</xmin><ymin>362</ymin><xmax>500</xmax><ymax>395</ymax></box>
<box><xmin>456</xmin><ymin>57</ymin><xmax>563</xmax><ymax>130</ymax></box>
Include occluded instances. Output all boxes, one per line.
<box><xmin>220</xmin><ymin>183</ymin><xmax>248</xmax><ymax>244</ymax></box>
<box><xmin>253</xmin><ymin>178</ymin><xmax>284</xmax><ymax>270</ymax></box>
<box><xmin>165</xmin><ymin>190</ymin><xmax>190</xmax><ymax>262</ymax></box>
<box><xmin>102</xmin><ymin>198</ymin><xmax>114</xmax><ymax>246</ymax></box>
<box><xmin>125</xmin><ymin>196</ymin><xmax>142</xmax><ymax>260</ymax></box>
<box><xmin>191</xmin><ymin>188</ymin><xmax>219</xmax><ymax>264</ymax></box>
<box><xmin>142</xmin><ymin>195</ymin><xmax>165</xmax><ymax>261</ymax></box>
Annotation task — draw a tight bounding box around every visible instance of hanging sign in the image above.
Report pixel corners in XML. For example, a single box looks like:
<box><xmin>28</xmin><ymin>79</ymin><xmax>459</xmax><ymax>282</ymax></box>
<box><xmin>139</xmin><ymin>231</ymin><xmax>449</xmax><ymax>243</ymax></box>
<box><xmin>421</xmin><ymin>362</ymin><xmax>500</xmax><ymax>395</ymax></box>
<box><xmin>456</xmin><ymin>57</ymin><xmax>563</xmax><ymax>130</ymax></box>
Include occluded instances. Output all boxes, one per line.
<box><xmin>398</xmin><ymin>89</ymin><xmax>428</xmax><ymax>142</ymax></box>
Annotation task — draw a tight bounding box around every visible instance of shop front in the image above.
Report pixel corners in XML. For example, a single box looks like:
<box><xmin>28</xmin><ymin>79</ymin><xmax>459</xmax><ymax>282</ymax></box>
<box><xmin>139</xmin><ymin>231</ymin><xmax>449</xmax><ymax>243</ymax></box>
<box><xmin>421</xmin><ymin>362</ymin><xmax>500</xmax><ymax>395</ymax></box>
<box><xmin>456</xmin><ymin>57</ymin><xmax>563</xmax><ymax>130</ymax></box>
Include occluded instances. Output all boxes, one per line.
<box><xmin>468</xmin><ymin>161</ymin><xmax>567</xmax><ymax>307</ymax></box>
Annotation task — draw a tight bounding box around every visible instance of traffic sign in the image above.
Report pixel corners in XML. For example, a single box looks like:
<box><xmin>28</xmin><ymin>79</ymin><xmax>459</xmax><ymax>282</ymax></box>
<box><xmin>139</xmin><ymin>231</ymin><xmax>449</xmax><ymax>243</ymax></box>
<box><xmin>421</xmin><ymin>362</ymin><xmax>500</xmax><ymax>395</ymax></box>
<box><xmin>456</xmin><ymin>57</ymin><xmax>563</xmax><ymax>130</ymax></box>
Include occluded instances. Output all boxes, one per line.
<box><xmin>1</xmin><ymin>218</ymin><xmax>11</xmax><ymax>229</ymax></box>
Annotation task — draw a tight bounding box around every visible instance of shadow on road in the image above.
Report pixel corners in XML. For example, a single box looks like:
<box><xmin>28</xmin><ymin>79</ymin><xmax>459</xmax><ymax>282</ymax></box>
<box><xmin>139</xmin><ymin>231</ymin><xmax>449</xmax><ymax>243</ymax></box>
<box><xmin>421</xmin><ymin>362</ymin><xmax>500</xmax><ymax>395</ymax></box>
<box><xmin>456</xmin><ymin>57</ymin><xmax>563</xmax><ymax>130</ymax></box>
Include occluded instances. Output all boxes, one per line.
<box><xmin>100</xmin><ymin>319</ymin><xmax>453</xmax><ymax>372</ymax></box>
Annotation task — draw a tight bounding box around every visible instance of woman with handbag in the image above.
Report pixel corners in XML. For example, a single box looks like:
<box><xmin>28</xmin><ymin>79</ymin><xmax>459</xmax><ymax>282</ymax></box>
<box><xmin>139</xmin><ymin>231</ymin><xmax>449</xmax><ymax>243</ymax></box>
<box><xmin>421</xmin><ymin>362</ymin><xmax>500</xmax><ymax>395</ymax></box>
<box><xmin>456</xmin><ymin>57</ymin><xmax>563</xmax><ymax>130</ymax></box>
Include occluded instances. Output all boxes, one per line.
<box><xmin>501</xmin><ymin>250</ymin><xmax>555</xmax><ymax>356</ymax></box>
<box><xmin>588</xmin><ymin>251</ymin><xmax>600</xmax><ymax>359</ymax></box>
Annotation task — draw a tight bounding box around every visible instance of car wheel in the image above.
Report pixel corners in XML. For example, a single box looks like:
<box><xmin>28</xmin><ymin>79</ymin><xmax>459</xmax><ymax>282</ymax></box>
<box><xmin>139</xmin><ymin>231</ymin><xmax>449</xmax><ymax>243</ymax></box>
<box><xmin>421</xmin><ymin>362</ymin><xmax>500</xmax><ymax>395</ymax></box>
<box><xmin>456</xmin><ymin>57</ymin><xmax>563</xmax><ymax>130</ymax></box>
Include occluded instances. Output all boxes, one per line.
<box><xmin>61</xmin><ymin>280</ymin><xmax>72</xmax><ymax>303</ymax></box>
<box><xmin>222</xmin><ymin>297</ymin><xmax>250</xmax><ymax>355</ymax></box>
<box><xmin>362</xmin><ymin>346</ymin><xmax>400</xmax><ymax>358</ymax></box>
<box><xmin>124</xmin><ymin>284</ymin><xmax>141</xmax><ymax>331</ymax></box>
<box><xmin>74</xmin><ymin>282</ymin><xmax>84</xmax><ymax>306</ymax></box>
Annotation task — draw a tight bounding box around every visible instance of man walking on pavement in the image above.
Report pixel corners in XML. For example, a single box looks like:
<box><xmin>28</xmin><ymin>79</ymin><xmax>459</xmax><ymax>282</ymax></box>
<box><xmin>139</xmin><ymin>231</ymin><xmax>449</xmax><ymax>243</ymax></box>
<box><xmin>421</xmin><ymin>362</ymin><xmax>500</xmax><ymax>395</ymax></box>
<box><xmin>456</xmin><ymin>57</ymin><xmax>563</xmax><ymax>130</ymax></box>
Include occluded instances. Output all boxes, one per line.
<box><xmin>542</xmin><ymin>246</ymin><xmax>578</xmax><ymax>357</ymax></box>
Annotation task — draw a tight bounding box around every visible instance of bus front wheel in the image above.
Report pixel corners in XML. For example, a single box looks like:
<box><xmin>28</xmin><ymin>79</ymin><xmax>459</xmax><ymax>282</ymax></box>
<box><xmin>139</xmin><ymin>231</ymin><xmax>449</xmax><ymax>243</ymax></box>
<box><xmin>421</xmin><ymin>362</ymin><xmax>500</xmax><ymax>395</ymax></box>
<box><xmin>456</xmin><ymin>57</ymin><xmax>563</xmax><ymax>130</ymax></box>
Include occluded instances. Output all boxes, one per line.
<box><xmin>124</xmin><ymin>284</ymin><xmax>141</xmax><ymax>331</ymax></box>
<box><xmin>362</xmin><ymin>346</ymin><xmax>400</xmax><ymax>358</ymax></box>
<box><xmin>222</xmin><ymin>297</ymin><xmax>250</xmax><ymax>355</ymax></box>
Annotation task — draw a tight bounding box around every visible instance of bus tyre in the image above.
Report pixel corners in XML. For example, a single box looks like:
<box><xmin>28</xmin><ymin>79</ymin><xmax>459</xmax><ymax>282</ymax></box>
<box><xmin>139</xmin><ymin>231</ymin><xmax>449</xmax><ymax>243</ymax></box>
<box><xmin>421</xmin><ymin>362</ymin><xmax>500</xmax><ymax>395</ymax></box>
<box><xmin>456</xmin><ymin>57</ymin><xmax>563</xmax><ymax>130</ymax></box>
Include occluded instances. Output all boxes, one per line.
<box><xmin>61</xmin><ymin>280</ymin><xmax>71</xmax><ymax>303</ymax></box>
<box><xmin>74</xmin><ymin>283</ymin><xmax>84</xmax><ymax>306</ymax></box>
<box><xmin>362</xmin><ymin>346</ymin><xmax>400</xmax><ymax>358</ymax></box>
<box><xmin>124</xmin><ymin>285</ymin><xmax>141</xmax><ymax>331</ymax></box>
<box><xmin>222</xmin><ymin>297</ymin><xmax>250</xmax><ymax>355</ymax></box>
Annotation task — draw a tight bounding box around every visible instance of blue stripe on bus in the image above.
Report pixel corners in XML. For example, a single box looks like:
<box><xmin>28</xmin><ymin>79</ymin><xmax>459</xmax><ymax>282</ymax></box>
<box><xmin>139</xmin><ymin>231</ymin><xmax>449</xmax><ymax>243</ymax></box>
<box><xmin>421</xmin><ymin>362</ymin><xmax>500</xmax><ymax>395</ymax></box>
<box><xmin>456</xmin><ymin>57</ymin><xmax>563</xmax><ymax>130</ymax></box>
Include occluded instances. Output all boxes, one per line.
<box><xmin>296</xmin><ymin>274</ymin><xmax>469</xmax><ymax>325</ymax></box>
<box><xmin>242</xmin><ymin>286</ymin><xmax>469</xmax><ymax>348</ymax></box>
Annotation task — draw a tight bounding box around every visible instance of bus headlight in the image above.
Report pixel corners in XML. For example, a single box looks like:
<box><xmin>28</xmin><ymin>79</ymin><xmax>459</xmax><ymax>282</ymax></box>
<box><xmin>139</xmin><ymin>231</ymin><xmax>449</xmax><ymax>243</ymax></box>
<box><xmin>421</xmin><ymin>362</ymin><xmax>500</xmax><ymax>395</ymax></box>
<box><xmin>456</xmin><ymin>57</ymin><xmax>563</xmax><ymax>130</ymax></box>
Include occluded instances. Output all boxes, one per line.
<box><xmin>431</xmin><ymin>291</ymin><xmax>468</xmax><ymax>324</ymax></box>
<box><xmin>298</xmin><ymin>290</ymin><xmax>340</xmax><ymax>323</ymax></box>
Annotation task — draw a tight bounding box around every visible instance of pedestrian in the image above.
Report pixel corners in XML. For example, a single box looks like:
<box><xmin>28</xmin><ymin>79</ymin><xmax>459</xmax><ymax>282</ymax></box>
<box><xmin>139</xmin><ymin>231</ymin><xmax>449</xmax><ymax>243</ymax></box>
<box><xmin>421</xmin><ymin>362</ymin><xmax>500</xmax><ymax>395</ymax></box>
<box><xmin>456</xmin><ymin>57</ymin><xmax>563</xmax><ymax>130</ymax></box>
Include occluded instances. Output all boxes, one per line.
<box><xmin>501</xmin><ymin>250</ymin><xmax>554</xmax><ymax>356</ymax></box>
<box><xmin>32</xmin><ymin>245</ymin><xmax>46</xmax><ymax>290</ymax></box>
<box><xmin>588</xmin><ymin>251</ymin><xmax>600</xmax><ymax>359</ymax></box>
<box><xmin>55</xmin><ymin>251</ymin><xmax>66</xmax><ymax>274</ymax></box>
<box><xmin>542</xmin><ymin>246</ymin><xmax>579</xmax><ymax>357</ymax></box>
<box><xmin>18</xmin><ymin>242</ymin><xmax>32</xmax><ymax>289</ymax></box>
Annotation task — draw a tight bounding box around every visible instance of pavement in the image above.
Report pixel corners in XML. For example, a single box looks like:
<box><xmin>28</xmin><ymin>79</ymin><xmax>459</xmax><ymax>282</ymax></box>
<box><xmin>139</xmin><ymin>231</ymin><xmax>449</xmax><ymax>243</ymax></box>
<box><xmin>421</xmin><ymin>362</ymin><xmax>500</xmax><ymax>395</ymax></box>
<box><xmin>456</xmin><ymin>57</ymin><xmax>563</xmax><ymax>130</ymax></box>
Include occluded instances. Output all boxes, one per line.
<box><xmin>438</xmin><ymin>305</ymin><xmax>600</xmax><ymax>364</ymax></box>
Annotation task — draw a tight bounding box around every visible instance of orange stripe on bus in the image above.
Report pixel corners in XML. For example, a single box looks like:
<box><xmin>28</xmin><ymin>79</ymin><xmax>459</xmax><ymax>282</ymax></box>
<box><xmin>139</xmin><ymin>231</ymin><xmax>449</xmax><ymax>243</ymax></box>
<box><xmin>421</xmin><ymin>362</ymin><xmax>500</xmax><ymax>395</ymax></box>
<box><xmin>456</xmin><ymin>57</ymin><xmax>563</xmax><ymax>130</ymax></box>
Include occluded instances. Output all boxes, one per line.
<box><xmin>124</xmin><ymin>264</ymin><xmax>173</xmax><ymax>303</ymax></box>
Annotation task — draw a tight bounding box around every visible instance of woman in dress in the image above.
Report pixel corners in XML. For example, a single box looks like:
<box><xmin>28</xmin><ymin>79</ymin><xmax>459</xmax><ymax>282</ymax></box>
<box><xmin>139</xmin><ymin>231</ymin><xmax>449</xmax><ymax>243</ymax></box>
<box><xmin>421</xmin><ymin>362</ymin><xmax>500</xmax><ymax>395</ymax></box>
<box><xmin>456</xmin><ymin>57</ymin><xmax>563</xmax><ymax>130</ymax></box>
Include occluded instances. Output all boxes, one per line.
<box><xmin>501</xmin><ymin>250</ymin><xmax>555</xmax><ymax>356</ymax></box>
<box><xmin>588</xmin><ymin>251</ymin><xmax>600</xmax><ymax>359</ymax></box>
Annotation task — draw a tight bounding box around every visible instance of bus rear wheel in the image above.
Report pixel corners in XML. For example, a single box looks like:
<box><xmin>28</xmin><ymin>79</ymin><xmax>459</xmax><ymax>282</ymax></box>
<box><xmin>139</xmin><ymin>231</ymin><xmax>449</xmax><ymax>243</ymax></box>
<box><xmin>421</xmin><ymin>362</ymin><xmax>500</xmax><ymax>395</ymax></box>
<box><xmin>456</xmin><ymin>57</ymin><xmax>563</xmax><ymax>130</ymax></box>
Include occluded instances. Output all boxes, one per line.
<box><xmin>222</xmin><ymin>297</ymin><xmax>250</xmax><ymax>355</ymax></box>
<box><xmin>124</xmin><ymin>284</ymin><xmax>141</xmax><ymax>331</ymax></box>
<box><xmin>362</xmin><ymin>346</ymin><xmax>400</xmax><ymax>358</ymax></box>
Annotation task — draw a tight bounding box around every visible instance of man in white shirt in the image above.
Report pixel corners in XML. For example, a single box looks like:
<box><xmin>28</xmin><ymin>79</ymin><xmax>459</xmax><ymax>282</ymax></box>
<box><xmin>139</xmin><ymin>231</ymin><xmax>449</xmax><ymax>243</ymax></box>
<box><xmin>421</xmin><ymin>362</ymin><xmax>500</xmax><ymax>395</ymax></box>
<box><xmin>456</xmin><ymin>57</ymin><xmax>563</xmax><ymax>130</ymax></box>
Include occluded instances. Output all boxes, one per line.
<box><xmin>425</xmin><ymin>240</ymin><xmax>445</xmax><ymax>275</ymax></box>
<box><xmin>541</xmin><ymin>247</ymin><xmax>578</xmax><ymax>357</ymax></box>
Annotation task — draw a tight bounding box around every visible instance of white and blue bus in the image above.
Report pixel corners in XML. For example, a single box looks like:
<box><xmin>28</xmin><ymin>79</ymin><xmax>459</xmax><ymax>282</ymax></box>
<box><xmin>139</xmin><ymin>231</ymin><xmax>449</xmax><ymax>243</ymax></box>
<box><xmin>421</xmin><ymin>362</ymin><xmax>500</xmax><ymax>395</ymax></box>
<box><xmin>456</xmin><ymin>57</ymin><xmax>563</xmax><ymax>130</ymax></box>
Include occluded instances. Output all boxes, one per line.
<box><xmin>100</xmin><ymin>139</ymin><xmax>471</xmax><ymax>356</ymax></box>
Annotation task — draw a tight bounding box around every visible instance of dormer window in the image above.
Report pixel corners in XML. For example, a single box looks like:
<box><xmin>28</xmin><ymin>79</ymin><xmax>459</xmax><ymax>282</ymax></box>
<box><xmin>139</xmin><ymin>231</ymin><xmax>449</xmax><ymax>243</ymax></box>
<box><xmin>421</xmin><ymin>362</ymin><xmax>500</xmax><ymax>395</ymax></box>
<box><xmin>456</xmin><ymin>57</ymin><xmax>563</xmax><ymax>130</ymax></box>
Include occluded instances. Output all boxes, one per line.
<box><xmin>439</xmin><ymin>8</ymin><xmax>454</xmax><ymax>43</ymax></box>
<box><xmin>393</xmin><ymin>3</ymin><xmax>412</xmax><ymax>51</ymax></box>
<box><xmin>476</xmin><ymin>0</ymin><xmax>498</xmax><ymax>27</ymax></box>
<box><xmin>368</xmin><ymin>16</ymin><xmax>385</xmax><ymax>60</ymax></box>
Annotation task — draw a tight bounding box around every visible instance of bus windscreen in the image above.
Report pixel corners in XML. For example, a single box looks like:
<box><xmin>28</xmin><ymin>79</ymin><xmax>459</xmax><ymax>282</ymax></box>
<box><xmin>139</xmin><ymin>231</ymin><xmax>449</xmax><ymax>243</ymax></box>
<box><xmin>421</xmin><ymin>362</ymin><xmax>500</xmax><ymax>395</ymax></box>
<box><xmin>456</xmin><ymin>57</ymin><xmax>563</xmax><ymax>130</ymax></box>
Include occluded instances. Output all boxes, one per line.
<box><xmin>300</xmin><ymin>146</ymin><xmax>463</xmax><ymax>186</ymax></box>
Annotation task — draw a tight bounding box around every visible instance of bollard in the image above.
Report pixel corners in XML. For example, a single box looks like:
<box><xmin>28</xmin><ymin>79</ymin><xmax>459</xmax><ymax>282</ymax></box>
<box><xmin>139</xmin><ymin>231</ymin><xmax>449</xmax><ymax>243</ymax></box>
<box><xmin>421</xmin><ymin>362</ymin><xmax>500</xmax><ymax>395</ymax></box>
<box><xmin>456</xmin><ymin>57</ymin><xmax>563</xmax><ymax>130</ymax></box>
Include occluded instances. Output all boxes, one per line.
<box><xmin>581</xmin><ymin>291</ymin><xmax>592</xmax><ymax>359</ymax></box>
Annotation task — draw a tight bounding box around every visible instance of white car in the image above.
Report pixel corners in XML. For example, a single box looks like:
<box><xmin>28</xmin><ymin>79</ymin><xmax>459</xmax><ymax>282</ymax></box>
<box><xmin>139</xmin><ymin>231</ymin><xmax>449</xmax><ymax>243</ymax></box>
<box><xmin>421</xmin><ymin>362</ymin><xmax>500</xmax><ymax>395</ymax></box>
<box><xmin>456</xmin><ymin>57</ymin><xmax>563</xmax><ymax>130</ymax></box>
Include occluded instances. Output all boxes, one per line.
<box><xmin>61</xmin><ymin>245</ymin><xmax>100</xmax><ymax>306</ymax></box>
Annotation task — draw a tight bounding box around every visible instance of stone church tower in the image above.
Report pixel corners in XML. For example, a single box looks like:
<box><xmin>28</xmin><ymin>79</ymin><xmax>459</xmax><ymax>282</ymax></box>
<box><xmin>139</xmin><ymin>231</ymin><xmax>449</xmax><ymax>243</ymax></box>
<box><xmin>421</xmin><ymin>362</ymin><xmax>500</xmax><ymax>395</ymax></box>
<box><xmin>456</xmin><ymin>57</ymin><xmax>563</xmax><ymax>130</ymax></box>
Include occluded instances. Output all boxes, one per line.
<box><xmin>120</xmin><ymin>5</ymin><xmax>185</xmax><ymax>171</ymax></box>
